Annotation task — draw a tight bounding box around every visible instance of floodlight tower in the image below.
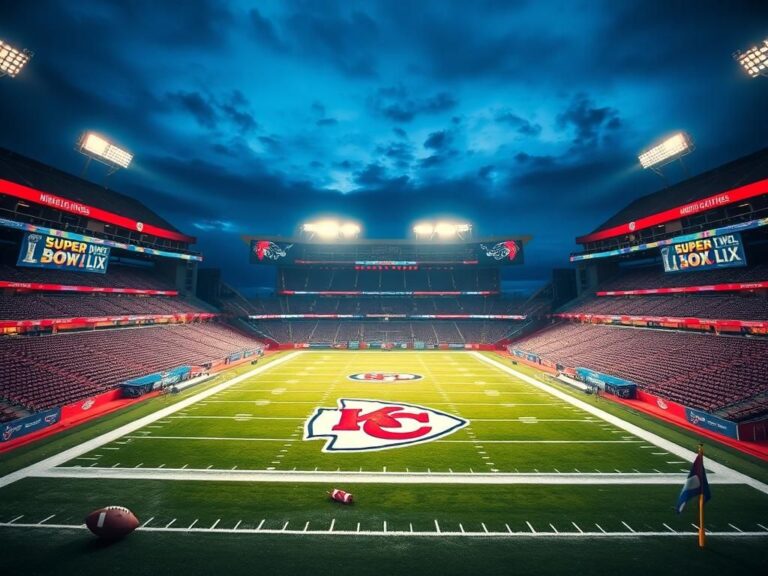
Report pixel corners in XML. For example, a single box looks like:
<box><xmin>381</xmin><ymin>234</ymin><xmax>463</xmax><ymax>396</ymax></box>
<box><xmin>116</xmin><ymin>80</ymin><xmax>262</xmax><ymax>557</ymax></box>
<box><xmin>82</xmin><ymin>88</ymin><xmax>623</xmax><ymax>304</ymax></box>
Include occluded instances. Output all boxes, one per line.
<box><xmin>638</xmin><ymin>132</ymin><xmax>694</xmax><ymax>178</ymax></box>
<box><xmin>0</xmin><ymin>40</ymin><xmax>33</xmax><ymax>78</ymax></box>
<box><xmin>76</xmin><ymin>131</ymin><xmax>134</xmax><ymax>179</ymax></box>
<box><xmin>733</xmin><ymin>38</ymin><xmax>768</xmax><ymax>78</ymax></box>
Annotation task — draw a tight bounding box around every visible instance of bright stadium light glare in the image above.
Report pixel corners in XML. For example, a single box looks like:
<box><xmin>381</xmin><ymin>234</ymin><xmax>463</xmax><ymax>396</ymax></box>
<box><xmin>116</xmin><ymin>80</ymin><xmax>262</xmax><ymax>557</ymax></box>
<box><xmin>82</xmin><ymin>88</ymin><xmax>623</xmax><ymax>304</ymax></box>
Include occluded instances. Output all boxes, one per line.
<box><xmin>77</xmin><ymin>132</ymin><xmax>134</xmax><ymax>170</ymax></box>
<box><xmin>414</xmin><ymin>221</ymin><xmax>472</xmax><ymax>239</ymax></box>
<box><xmin>435</xmin><ymin>222</ymin><xmax>458</xmax><ymax>238</ymax></box>
<box><xmin>302</xmin><ymin>219</ymin><xmax>361</xmax><ymax>240</ymax></box>
<box><xmin>734</xmin><ymin>39</ymin><xmax>768</xmax><ymax>78</ymax></box>
<box><xmin>340</xmin><ymin>222</ymin><xmax>361</xmax><ymax>238</ymax></box>
<box><xmin>638</xmin><ymin>132</ymin><xmax>693</xmax><ymax>170</ymax></box>
<box><xmin>413</xmin><ymin>223</ymin><xmax>434</xmax><ymax>237</ymax></box>
<box><xmin>0</xmin><ymin>40</ymin><xmax>33</xmax><ymax>78</ymax></box>
<box><xmin>304</xmin><ymin>220</ymin><xmax>339</xmax><ymax>238</ymax></box>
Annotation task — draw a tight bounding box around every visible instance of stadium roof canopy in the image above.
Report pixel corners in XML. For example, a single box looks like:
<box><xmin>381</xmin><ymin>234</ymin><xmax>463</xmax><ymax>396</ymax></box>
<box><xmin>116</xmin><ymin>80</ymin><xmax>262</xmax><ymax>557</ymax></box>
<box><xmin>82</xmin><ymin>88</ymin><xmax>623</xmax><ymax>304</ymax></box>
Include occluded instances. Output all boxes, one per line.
<box><xmin>582</xmin><ymin>147</ymin><xmax>768</xmax><ymax>241</ymax></box>
<box><xmin>0</xmin><ymin>146</ymin><xmax>183</xmax><ymax>235</ymax></box>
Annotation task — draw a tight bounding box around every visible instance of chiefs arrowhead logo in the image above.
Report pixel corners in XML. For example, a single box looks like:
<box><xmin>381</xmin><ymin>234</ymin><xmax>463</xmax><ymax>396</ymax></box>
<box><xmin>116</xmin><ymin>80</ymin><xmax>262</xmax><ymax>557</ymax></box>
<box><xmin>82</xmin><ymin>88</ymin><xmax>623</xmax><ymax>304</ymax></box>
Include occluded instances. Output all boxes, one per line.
<box><xmin>304</xmin><ymin>399</ymin><xmax>468</xmax><ymax>452</ymax></box>
<box><xmin>348</xmin><ymin>372</ymin><xmax>422</xmax><ymax>382</ymax></box>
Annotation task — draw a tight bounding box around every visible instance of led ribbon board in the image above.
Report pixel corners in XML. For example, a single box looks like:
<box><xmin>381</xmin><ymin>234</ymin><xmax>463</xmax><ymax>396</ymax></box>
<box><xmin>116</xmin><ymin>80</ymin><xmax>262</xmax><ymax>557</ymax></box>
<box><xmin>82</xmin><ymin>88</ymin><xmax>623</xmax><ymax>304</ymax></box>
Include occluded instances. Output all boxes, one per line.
<box><xmin>0</xmin><ymin>218</ymin><xmax>202</xmax><ymax>262</ymax></box>
<box><xmin>570</xmin><ymin>217</ymin><xmax>768</xmax><ymax>262</ymax></box>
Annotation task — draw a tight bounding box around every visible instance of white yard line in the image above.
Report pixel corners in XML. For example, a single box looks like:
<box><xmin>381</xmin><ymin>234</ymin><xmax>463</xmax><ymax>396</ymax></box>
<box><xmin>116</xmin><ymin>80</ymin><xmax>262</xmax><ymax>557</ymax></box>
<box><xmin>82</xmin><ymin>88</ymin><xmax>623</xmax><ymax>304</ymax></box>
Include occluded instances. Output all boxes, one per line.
<box><xmin>32</xmin><ymin>466</ymin><xmax>746</xmax><ymax>485</ymax></box>
<box><xmin>2</xmin><ymin>521</ymin><xmax>766</xmax><ymax>539</ymax></box>
<box><xmin>472</xmin><ymin>352</ymin><xmax>768</xmax><ymax>495</ymax></box>
<box><xmin>118</xmin><ymin>436</ymin><xmax>642</xmax><ymax>444</ymax></box>
<box><xmin>0</xmin><ymin>352</ymin><xmax>302</xmax><ymax>489</ymax></box>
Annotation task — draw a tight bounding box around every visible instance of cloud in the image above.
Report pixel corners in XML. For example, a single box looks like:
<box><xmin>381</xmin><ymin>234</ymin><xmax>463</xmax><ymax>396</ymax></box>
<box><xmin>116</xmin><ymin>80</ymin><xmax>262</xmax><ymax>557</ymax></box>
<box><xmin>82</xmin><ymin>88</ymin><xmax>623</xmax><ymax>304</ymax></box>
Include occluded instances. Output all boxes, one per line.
<box><xmin>423</xmin><ymin>130</ymin><xmax>451</xmax><ymax>151</ymax></box>
<box><xmin>376</xmin><ymin>141</ymin><xmax>415</xmax><ymax>168</ymax></box>
<box><xmin>514</xmin><ymin>152</ymin><xmax>556</xmax><ymax>167</ymax></box>
<box><xmin>370</xmin><ymin>85</ymin><xmax>457</xmax><ymax>122</ymax></box>
<box><xmin>165</xmin><ymin>90</ymin><xmax>258</xmax><ymax>134</ymax></box>
<box><xmin>282</xmin><ymin>9</ymin><xmax>380</xmax><ymax>77</ymax></box>
<box><xmin>478</xmin><ymin>164</ymin><xmax>495</xmax><ymax>180</ymax></box>
<box><xmin>556</xmin><ymin>94</ymin><xmax>622</xmax><ymax>151</ymax></box>
<box><xmin>258</xmin><ymin>135</ymin><xmax>283</xmax><ymax>155</ymax></box>
<box><xmin>167</xmin><ymin>91</ymin><xmax>218</xmax><ymax>129</ymax></box>
<box><xmin>495</xmin><ymin>111</ymin><xmax>542</xmax><ymax>137</ymax></box>
<box><xmin>192</xmin><ymin>219</ymin><xmax>240</xmax><ymax>233</ymax></box>
<box><xmin>249</xmin><ymin>7</ymin><xmax>285</xmax><ymax>52</ymax></box>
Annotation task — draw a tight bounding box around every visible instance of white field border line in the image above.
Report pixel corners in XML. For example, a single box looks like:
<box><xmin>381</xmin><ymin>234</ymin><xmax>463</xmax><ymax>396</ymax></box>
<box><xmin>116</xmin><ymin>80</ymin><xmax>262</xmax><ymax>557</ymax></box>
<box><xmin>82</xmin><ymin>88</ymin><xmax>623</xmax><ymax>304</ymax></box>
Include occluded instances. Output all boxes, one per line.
<box><xmin>472</xmin><ymin>352</ymin><xmax>768</xmax><ymax>495</ymax></box>
<box><xmin>0</xmin><ymin>351</ymin><xmax>304</xmax><ymax>489</ymax></box>
<box><xmin>33</xmin><ymin>467</ymin><xmax>745</xmax><ymax>485</ymax></box>
<box><xmin>119</xmin><ymin>437</ymin><xmax>642</xmax><ymax>444</ymax></box>
<box><xmin>0</xmin><ymin>522</ymin><xmax>767</xmax><ymax>538</ymax></box>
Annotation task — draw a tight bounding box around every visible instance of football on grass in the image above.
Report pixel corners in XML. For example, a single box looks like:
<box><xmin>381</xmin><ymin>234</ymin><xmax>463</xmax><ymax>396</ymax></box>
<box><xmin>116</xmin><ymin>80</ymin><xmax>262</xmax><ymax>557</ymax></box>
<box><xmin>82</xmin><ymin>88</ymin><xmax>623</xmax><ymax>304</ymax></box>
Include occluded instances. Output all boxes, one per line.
<box><xmin>85</xmin><ymin>506</ymin><xmax>139</xmax><ymax>539</ymax></box>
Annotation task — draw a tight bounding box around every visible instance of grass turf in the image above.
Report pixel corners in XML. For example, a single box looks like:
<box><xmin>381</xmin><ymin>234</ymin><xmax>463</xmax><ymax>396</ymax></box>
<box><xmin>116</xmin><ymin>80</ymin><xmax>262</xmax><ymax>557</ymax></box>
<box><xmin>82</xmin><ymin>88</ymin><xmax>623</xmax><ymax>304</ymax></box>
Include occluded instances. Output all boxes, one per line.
<box><xmin>1</xmin><ymin>350</ymin><xmax>766</xmax><ymax>575</ymax></box>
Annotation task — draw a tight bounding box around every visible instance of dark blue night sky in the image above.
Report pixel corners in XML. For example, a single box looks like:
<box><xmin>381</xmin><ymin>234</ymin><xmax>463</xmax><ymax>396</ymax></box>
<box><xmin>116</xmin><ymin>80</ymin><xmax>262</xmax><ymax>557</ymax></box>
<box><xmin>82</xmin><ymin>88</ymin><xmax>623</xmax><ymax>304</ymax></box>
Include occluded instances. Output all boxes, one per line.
<box><xmin>1</xmin><ymin>0</ymin><xmax>766</xmax><ymax>292</ymax></box>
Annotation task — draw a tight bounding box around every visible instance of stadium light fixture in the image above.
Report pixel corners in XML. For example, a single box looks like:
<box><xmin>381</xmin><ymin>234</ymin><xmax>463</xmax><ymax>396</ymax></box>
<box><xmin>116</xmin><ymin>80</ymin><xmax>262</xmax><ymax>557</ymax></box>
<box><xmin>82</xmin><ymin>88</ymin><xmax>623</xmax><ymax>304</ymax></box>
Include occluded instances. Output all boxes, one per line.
<box><xmin>638</xmin><ymin>132</ymin><xmax>693</xmax><ymax>172</ymax></box>
<box><xmin>435</xmin><ymin>222</ymin><xmax>458</xmax><ymax>238</ymax></box>
<box><xmin>413</xmin><ymin>223</ymin><xmax>434</xmax><ymax>238</ymax></box>
<box><xmin>301</xmin><ymin>219</ymin><xmax>361</xmax><ymax>240</ymax></box>
<box><xmin>734</xmin><ymin>39</ymin><xmax>768</xmax><ymax>78</ymax></box>
<box><xmin>340</xmin><ymin>222</ymin><xmax>361</xmax><ymax>238</ymax></box>
<box><xmin>0</xmin><ymin>40</ymin><xmax>33</xmax><ymax>78</ymax></box>
<box><xmin>413</xmin><ymin>221</ymin><xmax>472</xmax><ymax>240</ymax></box>
<box><xmin>77</xmin><ymin>132</ymin><xmax>134</xmax><ymax>175</ymax></box>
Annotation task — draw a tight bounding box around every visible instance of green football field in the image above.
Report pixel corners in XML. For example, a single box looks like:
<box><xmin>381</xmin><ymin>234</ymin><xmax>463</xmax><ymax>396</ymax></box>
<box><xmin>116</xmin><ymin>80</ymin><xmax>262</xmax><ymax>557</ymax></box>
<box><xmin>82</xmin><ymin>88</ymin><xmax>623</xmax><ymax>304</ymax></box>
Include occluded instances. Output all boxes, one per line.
<box><xmin>1</xmin><ymin>350</ymin><xmax>767</xmax><ymax>575</ymax></box>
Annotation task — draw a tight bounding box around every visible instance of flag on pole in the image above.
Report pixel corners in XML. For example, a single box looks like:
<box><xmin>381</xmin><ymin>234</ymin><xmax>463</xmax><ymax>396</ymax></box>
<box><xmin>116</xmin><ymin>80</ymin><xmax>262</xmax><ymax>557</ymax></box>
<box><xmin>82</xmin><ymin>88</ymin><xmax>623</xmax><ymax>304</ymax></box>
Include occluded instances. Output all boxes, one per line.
<box><xmin>676</xmin><ymin>449</ymin><xmax>711</xmax><ymax>514</ymax></box>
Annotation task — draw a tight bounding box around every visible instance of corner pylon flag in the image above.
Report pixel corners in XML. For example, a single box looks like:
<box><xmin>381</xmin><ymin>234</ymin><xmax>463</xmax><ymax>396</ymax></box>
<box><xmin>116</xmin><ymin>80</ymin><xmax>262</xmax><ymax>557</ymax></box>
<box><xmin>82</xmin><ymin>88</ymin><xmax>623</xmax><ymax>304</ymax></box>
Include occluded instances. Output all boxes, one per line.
<box><xmin>676</xmin><ymin>444</ymin><xmax>711</xmax><ymax>547</ymax></box>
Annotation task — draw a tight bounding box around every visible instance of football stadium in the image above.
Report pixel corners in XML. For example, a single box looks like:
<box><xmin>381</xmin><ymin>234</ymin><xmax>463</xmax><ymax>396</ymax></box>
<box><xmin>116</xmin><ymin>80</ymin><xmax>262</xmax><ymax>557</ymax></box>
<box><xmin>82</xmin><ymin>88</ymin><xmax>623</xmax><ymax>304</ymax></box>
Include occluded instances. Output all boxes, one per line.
<box><xmin>1</xmin><ymin>3</ymin><xmax>767</xmax><ymax>576</ymax></box>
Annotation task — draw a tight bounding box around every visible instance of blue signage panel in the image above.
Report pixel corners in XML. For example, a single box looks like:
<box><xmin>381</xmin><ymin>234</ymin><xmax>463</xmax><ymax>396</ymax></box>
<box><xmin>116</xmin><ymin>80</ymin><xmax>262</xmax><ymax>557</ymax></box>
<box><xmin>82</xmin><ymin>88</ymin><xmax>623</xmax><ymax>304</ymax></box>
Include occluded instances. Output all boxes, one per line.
<box><xmin>575</xmin><ymin>368</ymin><xmax>637</xmax><ymax>390</ymax></box>
<box><xmin>685</xmin><ymin>407</ymin><xmax>739</xmax><ymax>439</ymax></box>
<box><xmin>1</xmin><ymin>408</ymin><xmax>61</xmax><ymax>443</ymax></box>
<box><xmin>661</xmin><ymin>233</ymin><xmax>747</xmax><ymax>273</ymax></box>
<box><xmin>17</xmin><ymin>232</ymin><xmax>111</xmax><ymax>274</ymax></box>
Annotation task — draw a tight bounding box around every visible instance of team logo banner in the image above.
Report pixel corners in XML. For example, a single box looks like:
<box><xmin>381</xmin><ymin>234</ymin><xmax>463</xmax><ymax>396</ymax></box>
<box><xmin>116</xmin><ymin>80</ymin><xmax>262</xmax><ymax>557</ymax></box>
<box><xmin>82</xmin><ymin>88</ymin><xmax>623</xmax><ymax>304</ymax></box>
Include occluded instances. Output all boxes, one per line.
<box><xmin>17</xmin><ymin>233</ymin><xmax>111</xmax><ymax>274</ymax></box>
<box><xmin>478</xmin><ymin>240</ymin><xmax>524</xmax><ymax>265</ymax></box>
<box><xmin>304</xmin><ymin>398</ymin><xmax>468</xmax><ymax>452</ymax></box>
<box><xmin>661</xmin><ymin>233</ymin><xmax>746</xmax><ymax>273</ymax></box>
<box><xmin>249</xmin><ymin>240</ymin><xmax>294</xmax><ymax>264</ymax></box>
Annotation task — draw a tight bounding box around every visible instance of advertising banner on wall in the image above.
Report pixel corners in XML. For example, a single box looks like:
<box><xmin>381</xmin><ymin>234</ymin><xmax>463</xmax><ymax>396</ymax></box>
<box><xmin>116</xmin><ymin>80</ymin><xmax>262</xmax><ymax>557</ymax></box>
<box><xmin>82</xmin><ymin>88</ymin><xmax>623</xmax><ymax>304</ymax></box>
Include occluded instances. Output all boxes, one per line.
<box><xmin>685</xmin><ymin>407</ymin><xmax>739</xmax><ymax>439</ymax></box>
<box><xmin>17</xmin><ymin>232</ymin><xmax>111</xmax><ymax>274</ymax></box>
<box><xmin>661</xmin><ymin>233</ymin><xmax>747</xmax><ymax>273</ymax></box>
<box><xmin>1</xmin><ymin>408</ymin><xmax>61</xmax><ymax>443</ymax></box>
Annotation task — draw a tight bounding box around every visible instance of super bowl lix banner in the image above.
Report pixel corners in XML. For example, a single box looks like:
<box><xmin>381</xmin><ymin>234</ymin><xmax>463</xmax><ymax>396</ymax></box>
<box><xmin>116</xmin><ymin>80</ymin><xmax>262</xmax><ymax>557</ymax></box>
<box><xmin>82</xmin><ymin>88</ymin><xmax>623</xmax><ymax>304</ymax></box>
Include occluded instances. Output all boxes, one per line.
<box><xmin>17</xmin><ymin>233</ymin><xmax>111</xmax><ymax>274</ymax></box>
<box><xmin>661</xmin><ymin>233</ymin><xmax>746</xmax><ymax>274</ymax></box>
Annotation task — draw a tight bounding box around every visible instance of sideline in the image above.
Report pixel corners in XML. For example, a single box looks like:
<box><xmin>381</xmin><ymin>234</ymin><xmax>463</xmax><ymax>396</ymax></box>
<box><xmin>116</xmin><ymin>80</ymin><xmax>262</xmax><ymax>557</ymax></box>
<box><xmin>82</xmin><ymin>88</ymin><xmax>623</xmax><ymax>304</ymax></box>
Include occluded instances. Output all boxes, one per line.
<box><xmin>0</xmin><ymin>352</ymin><xmax>302</xmax><ymax>489</ymax></box>
<box><xmin>472</xmin><ymin>352</ymin><xmax>768</xmax><ymax>495</ymax></box>
<box><xmin>33</xmin><ymin>466</ymin><xmax>746</xmax><ymax>485</ymax></box>
<box><xmin>1</xmin><ymin>521</ymin><xmax>767</xmax><ymax>539</ymax></box>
